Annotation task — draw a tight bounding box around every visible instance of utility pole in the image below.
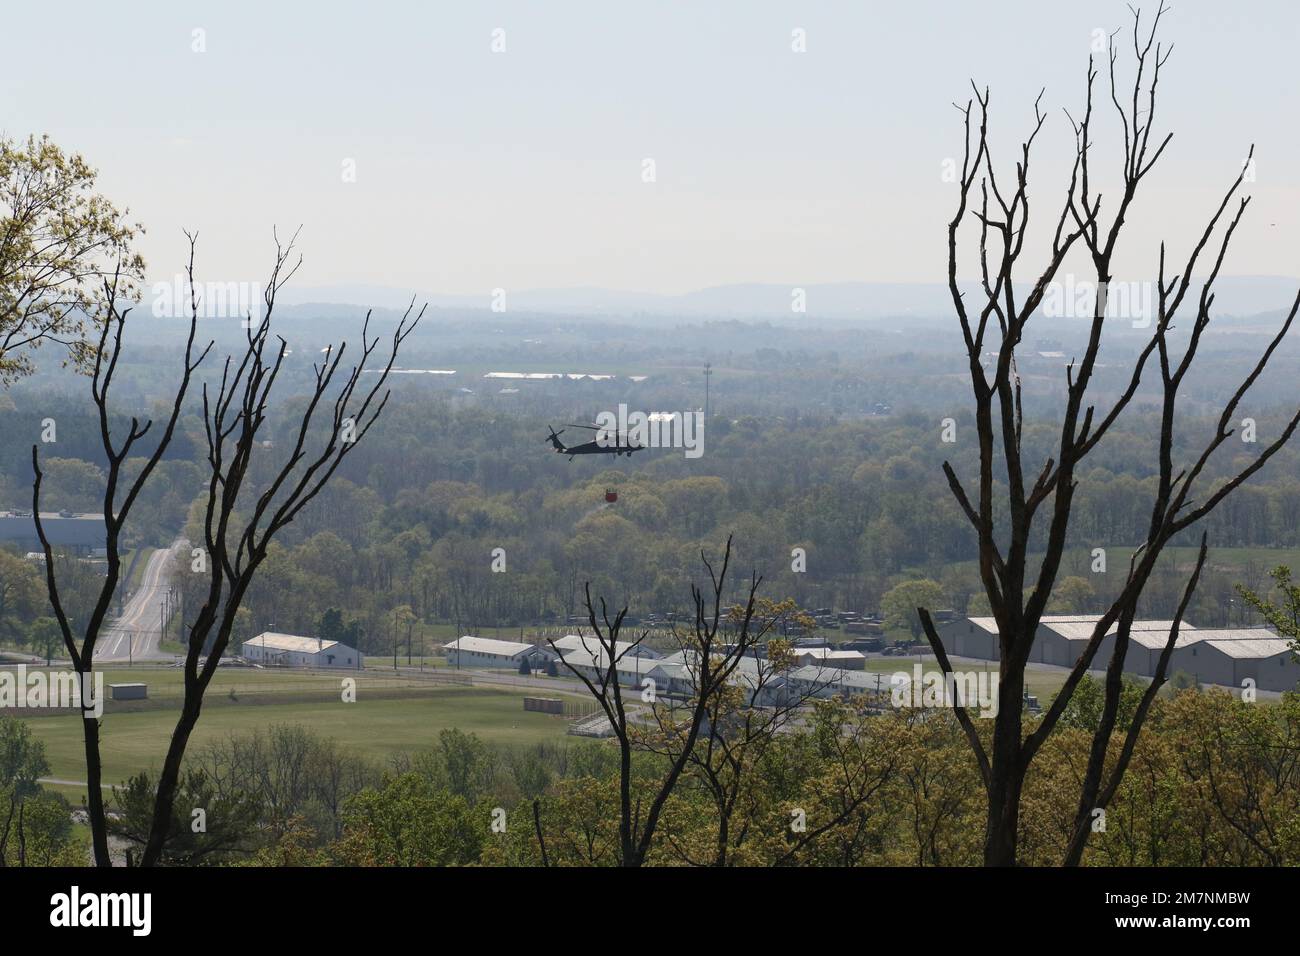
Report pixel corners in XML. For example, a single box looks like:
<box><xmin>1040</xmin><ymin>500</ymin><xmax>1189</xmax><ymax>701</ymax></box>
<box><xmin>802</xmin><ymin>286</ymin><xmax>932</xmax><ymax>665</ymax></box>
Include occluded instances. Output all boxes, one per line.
<box><xmin>703</xmin><ymin>362</ymin><xmax>712</xmax><ymax>421</ymax></box>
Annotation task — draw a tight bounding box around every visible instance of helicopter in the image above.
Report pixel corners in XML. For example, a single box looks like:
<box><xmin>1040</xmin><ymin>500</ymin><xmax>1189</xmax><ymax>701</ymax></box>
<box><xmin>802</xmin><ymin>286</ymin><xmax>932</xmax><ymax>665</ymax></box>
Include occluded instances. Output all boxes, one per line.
<box><xmin>545</xmin><ymin>423</ymin><xmax>645</xmax><ymax>460</ymax></box>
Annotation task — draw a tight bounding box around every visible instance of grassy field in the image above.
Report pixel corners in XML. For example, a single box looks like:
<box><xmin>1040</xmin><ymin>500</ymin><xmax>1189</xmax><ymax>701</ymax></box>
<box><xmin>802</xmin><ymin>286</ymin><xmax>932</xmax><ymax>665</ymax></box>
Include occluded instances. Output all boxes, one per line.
<box><xmin>14</xmin><ymin>664</ymin><xmax>421</xmax><ymax>699</ymax></box>
<box><xmin>22</xmin><ymin>681</ymin><xmax>579</xmax><ymax>796</ymax></box>
<box><xmin>13</xmin><ymin>651</ymin><xmax>1067</xmax><ymax>805</ymax></box>
<box><xmin>941</xmin><ymin>544</ymin><xmax>1300</xmax><ymax>582</ymax></box>
<box><xmin>365</xmin><ymin>655</ymin><xmax>447</xmax><ymax>668</ymax></box>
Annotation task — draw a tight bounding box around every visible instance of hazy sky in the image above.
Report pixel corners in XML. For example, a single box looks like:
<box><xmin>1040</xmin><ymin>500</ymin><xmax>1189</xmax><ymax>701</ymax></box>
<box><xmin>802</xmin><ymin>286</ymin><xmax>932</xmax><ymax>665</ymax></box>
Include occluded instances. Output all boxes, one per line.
<box><xmin>6</xmin><ymin>1</ymin><xmax>1298</xmax><ymax>297</ymax></box>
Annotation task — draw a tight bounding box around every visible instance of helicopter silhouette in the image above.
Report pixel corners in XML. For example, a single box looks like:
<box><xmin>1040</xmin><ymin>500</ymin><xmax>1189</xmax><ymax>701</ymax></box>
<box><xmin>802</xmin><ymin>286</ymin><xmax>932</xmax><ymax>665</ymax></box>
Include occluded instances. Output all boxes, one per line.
<box><xmin>545</xmin><ymin>423</ymin><xmax>645</xmax><ymax>461</ymax></box>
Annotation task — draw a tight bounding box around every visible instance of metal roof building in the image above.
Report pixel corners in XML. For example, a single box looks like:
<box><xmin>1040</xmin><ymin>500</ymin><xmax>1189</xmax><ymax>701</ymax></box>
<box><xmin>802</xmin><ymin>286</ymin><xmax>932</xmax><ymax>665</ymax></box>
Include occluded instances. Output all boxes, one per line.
<box><xmin>792</xmin><ymin>647</ymin><xmax>867</xmax><ymax>670</ymax></box>
<box><xmin>0</xmin><ymin>510</ymin><xmax>104</xmax><ymax>551</ymax></box>
<box><xmin>243</xmin><ymin>632</ymin><xmax>361</xmax><ymax>669</ymax></box>
<box><xmin>936</xmin><ymin>615</ymin><xmax>1298</xmax><ymax>692</ymax></box>
<box><xmin>443</xmin><ymin>636</ymin><xmax>558</xmax><ymax>669</ymax></box>
<box><xmin>550</xmin><ymin>634</ymin><xmax>661</xmax><ymax>659</ymax></box>
<box><xmin>1171</xmin><ymin>629</ymin><xmax>1300</xmax><ymax>692</ymax></box>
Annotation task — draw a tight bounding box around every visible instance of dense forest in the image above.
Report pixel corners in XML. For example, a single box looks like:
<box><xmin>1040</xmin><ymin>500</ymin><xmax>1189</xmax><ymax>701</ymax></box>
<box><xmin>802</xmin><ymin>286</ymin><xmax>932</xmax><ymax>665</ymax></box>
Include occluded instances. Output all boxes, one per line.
<box><xmin>2</xmin><ymin>311</ymin><xmax>1298</xmax><ymax>657</ymax></box>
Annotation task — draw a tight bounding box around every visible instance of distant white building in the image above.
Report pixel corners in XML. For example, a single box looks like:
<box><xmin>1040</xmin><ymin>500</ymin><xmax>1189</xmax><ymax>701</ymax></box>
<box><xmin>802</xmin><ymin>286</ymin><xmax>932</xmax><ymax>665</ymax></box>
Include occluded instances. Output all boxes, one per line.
<box><xmin>791</xmin><ymin>647</ymin><xmax>867</xmax><ymax>670</ymax></box>
<box><xmin>550</xmin><ymin>634</ymin><xmax>661</xmax><ymax>659</ymax></box>
<box><xmin>443</xmin><ymin>636</ymin><xmax>558</xmax><ymax>669</ymax></box>
<box><xmin>557</xmin><ymin>644</ymin><xmax>685</xmax><ymax>694</ymax></box>
<box><xmin>243</xmin><ymin>632</ymin><xmax>362</xmax><ymax>669</ymax></box>
<box><xmin>789</xmin><ymin>664</ymin><xmax>883</xmax><ymax>701</ymax></box>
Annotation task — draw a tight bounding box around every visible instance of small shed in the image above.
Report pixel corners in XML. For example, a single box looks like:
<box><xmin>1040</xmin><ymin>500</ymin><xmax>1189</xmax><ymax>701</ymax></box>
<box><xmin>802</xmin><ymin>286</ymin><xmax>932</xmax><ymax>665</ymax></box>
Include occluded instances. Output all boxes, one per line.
<box><xmin>109</xmin><ymin>683</ymin><xmax>148</xmax><ymax>701</ymax></box>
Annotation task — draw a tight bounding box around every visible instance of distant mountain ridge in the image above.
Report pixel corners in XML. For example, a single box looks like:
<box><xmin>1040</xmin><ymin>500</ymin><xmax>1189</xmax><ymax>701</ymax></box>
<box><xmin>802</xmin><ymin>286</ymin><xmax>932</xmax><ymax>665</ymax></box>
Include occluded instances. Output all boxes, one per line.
<box><xmin>262</xmin><ymin>276</ymin><xmax>1300</xmax><ymax>321</ymax></box>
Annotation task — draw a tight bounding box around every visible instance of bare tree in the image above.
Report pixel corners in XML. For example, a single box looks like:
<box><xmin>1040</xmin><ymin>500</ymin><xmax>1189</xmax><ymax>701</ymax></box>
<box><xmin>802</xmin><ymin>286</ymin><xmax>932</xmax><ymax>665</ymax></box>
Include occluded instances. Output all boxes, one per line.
<box><xmin>545</xmin><ymin>535</ymin><xmax>766</xmax><ymax>867</ymax></box>
<box><xmin>920</xmin><ymin>4</ymin><xmax>1300</xmax><ymax>866</ymax></box>
<box><xmin>654</xmin><ymin>602</ymin><xmax>823</xmax><ymax>867</ymax></box>
<box><xmin>0</xmin><ymin>795</ymin><xmax>26</xmax><ymax>867</ymax></box>
<box><xmin>32</xmin><ymin>250</ymin><xmax>207</xmax><ymax>866</ymax></box>
<box><xmin>140</xmin><ymin>231</ymin><xmax>419</xmax><ymax>866</ymax></box>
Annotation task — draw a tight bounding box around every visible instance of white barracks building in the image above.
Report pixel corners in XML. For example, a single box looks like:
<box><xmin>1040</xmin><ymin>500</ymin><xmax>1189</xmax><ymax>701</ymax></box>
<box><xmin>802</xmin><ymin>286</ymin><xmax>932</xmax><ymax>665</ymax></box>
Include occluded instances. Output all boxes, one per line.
<box><xmin>243</xmin><ymin>632</ymin><xmax>362</xmax><ymax>669</ymax></box>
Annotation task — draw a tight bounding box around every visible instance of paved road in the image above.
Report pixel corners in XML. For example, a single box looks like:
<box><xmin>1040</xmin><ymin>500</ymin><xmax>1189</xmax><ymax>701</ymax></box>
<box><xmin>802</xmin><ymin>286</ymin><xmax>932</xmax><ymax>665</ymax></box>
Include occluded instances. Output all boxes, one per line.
<box><xmin>100</xmin><ymin>539</ymin><xmax>185</xmax><ymax>661</ymax></box>
<box><xmin>38</xmin><ymin>777</ymin><xmax>114</xmax><ymax>790</ymax></box>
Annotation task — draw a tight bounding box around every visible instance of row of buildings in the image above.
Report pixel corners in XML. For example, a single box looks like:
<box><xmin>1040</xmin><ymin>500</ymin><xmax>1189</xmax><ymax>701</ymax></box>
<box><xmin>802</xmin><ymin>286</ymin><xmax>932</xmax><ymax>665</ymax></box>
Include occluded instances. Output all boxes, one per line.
<box><xmin>234</xmin><ymin>631</ymin><xmax>881</xmax><ymax>707</ymax></box>
<box><xmin>234</xmin><ymin>617</ymin><xmax>1299</xmax><ymax>700</ymax></box>
<box><xmin>934</xmin><ymin>615</ymin><xmax>1300</xmax><ymax>693</ymax></box>
<box><xmin>441</xmin><ymin>633</ymin><xmax>662</xmax><ymax>670</ymax></box>
<box><xmin>442</xmin><ymin>634</ymin><xmax>888</xmax><ymax>706</ymax></box>
<box><xmin>440</xmin><ymin>634</ymin><xmax>873</xmax><ymax>672</ymax></box>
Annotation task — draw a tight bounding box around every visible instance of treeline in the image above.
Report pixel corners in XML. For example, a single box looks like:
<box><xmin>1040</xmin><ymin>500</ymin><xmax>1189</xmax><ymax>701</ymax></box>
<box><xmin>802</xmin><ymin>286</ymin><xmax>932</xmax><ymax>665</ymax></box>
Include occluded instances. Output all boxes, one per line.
<box><xmin>4</xmin><ymin>384</ymin><xmax>1299</xmax><ymax>653</ymax></box>
<box><xmin>165</xmin><ymin>394</ymin><xmax>1300</xmax><ymax>654</ymax></box>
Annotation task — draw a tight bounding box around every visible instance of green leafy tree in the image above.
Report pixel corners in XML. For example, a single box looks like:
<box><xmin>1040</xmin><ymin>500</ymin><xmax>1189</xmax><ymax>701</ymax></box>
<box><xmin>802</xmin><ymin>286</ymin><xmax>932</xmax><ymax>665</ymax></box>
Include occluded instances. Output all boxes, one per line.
<box><xmin>0</xmin><ymin>716</ymin><xmax>50</xmax><ymax>797</ymax></box>
<box><xmin>317</xmin><ymin>607</ymin><xmax>364</xmax><ymax>647</ymax></box>
<box><xmin>334</xmin><ymin>773</ymin><xmax>483</xmax><ymax>866</ymax></box>
<box><xmin>0</xmin><ymin>550</ymin><xmax>41</xmax><ymax>644</ymax></box>
<box><xmin>108</xmin><ymin>769</ymin><xmax>261</xmax><ymax>866</ymax></box>
<box><xmin>0</xmin><ymin>786</ymin><xmax>79</xmax><ymax>866</ymax></box>
<box><xmin>1051</xmin><ymin>674</ymin><xmax>1146</xmax><ymax>734</ymax></box>
<box><xmin>28</xmin><ymin>617</ymin><xmax>63</xmax><ymax>665</ymax></box>
<box><xmin>1049</xmin><ymin>575</ymin><xmax>1096</xmax><ymax>614</ymax></box>
<box><xmin>881</xmin><ymin>579</ymin><xmax>946</xmax><ymax>637</ymax></box>
<box><xmin>1237</xmin><ymin>566</ymin><xmax>1300</xmax><ymax>659</ymax></box>
<box><xmin>1</xmin><ymin>134</ymin><xmax>144</xmax><ymax>384</ymax></box>
<box><xmin>436</xmin><ymin>728</ymin><xmax>496</xmax><ymax>803</ymax></box>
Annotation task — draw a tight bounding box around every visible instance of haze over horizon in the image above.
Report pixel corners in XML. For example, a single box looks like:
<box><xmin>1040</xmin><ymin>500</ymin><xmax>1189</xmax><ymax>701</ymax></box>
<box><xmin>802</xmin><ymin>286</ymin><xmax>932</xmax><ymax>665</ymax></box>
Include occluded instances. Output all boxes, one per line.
<box><xmin>6</xmin><ymin>0</ymin><xmax>1298</xmax><ymax>299</ymax></box>
<box><xmin>263</xmin><ymin>274</ymin><xmax>1300</xmax><ymax>322</ymax></box>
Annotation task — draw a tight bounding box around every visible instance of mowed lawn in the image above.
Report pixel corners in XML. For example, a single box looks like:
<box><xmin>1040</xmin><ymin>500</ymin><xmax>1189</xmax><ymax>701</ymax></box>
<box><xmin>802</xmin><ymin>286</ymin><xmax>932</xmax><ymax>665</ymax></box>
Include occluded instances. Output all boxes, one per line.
<box><xmin>10</xmin><ymin>665</ymin><xmax>453</xmax><ymax>702</ymax></box>
<box><xmin>941</xmin><ymin>545</ymin><xmax>1300</xmax><ymax>582</ymax></box>
<box><xmin>25</xmin><ymin>685</ymin><xmax>577</xmax><ymax>789</ymax></box>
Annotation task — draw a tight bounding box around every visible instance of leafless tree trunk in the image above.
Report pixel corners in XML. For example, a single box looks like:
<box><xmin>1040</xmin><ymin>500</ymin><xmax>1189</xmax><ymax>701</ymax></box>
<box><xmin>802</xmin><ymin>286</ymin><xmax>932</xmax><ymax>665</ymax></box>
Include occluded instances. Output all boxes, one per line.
<box><xmin>920</xmin><ymin>3</ymin><xmax>1300</xmax><ymax>866</ymax></box>
<box><xmin>657</xmin><ymin>604</ymin><xmax>820</xmax><ymax>866</ymax></box>
<box><xmin>140</xmin><ymin>230</ymin><xmax>419</xmax><ymax>866</ymax></box>
<box><xmin>32</xmin><ymin>249</ymin><xmax>208</xmax><ymax>866</ymax></box>
<box><xmin>547</xmin><ymin>535</ymin><xmax>766</xmax><ymax>866</ymax></box>
<box><xmin>0</xmin><ymin>793</ymin><xmax>25</xmax><ymax>866</ymax></box>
